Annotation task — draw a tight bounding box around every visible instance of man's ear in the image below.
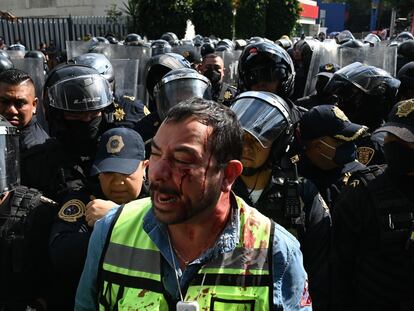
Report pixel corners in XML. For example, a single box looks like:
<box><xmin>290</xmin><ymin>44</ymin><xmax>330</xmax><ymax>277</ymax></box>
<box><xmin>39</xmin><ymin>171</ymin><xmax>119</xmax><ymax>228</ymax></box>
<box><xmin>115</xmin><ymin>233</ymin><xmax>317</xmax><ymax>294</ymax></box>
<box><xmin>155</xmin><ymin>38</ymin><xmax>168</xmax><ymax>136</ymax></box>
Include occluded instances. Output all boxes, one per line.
<box><xmin>33</xmin><ymin>97</ymin><xmax>38</xmax><ymax>114</ymax></box>
<box><xmin>221</xmin><ymin>160</ymin><xmax>243</xmax><ymax>192</ymax></box>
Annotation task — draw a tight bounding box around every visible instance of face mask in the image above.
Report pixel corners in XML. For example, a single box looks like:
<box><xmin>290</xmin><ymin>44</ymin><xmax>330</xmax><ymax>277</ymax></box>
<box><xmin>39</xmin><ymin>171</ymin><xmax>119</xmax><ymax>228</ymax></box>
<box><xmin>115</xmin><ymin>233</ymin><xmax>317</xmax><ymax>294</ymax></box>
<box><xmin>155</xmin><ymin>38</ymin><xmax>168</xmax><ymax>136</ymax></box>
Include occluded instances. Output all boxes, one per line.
<box><xmin>204</xmin><ymin>68</ymin><xmax>221</xmax><ymax>84</ymax></box>
<box><xmin>65</xmin><ymin>116</ymin><xmax>102</xmax><ymax>142</ymax></box>
<box><xmin>384</xmin><ymin>141</ymin><xmax>414</xmax><ymax>175</ymax></box>
<box><xmin>319</xmin><ymin>139</ymin><xmax>356</xmax><ymax>166</ymax></box>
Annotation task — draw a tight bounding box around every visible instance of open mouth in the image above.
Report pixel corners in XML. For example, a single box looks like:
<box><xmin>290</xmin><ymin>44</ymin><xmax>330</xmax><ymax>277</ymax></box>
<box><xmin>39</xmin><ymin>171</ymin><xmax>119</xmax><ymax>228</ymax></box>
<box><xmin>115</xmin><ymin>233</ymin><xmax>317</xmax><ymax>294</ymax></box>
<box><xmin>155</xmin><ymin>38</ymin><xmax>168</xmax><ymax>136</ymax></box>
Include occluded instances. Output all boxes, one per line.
<box><xmin>157</xmin><ymin>193</ymin><xmax>178</xmax><ymax>204</ymax></box>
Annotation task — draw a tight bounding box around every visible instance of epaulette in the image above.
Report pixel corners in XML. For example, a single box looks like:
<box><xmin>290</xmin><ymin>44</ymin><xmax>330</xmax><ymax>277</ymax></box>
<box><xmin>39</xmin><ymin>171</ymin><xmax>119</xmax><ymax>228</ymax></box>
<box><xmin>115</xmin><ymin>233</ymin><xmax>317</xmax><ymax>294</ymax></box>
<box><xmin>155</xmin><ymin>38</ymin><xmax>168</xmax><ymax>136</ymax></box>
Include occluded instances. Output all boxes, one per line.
<box><xmin>347</xmin><ymin>164</ymin><xmax>387</xmax><ymax>188</ymax></box>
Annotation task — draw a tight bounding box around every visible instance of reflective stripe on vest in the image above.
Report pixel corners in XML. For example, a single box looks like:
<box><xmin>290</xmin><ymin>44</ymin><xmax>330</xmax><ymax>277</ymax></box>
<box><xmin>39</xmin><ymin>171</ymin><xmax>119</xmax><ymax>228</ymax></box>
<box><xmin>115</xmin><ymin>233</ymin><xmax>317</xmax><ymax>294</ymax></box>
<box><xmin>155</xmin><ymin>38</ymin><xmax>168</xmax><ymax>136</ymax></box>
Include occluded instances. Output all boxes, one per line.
<box><xmin>99</xmin><ymin>196</ymin><xmax>273</xmax><ymax>310</ymax></box>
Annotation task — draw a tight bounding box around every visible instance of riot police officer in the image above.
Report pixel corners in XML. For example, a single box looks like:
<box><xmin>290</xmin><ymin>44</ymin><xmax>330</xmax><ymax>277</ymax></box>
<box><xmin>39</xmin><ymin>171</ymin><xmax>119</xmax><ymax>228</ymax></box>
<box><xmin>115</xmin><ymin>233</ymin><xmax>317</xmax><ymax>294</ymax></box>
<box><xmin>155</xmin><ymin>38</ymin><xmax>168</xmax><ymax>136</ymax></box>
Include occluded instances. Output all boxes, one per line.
<box><xmin>135</xmin><ymin>68</ymin><xmax>212</xmax><ymax>147</ymax></box>
<box><xmin>0</xmin><ymin>69</ymin><xmax>49</xmax><ymax>154</ymax></box>
<box><xmin>237</xmin><ymin>41</ymin><xmax>303</xmax><ymax>124</ymax></box>
<box><xmin>133</xmin><ymin>53</ymin><xmax>191</xmax><ymax>143</ymax></box>
<box><xmin>298</xmin><ymin>104</ymin><xmax>368</xmax><ymax>209</ymax></box>
<box><xmin>48</xmin><ymin>127</ymin><xmax>148</xmax><ymax>311</ymax></box>
<box><xmin>198</xmin><ymin>53</ymin><xmax>237</xmax><ymax>106</ymax></box>
<box><xmin>397</xmin><ymin>61</ymin><xmax>414</xmax><ymax>101</ymax></box>
<box><xmin>0</xmin><ymin>115</ymin><xmax>57</xmax><ymax>311</ymax></box>
<box><xmin>332</xmin><ymin>98</ymin><xmax>414</xmax><ymax>311</ymax></box>
<box><xmin>296</xmin><ymin>63</ymin><xmax>340</xmax><ymax>109</ymax></box>
<box><xmin>230</xmin><ymin>91</ymin><xmax>331</xmax><ymax>311</ymax></box>
<box><xmin>21</xmin><ymin>64</ymin><xmax>114</xmax><ymax>199</ymax></box>
<box><xmin>70</xmin><ymin>52</ymin><xmax>146</xmax><ymax>128</ymax></box>
<box><xmin>324</xmin><ymin>62</ymin><xmax>400</xmax><ymax>166</ymax></box>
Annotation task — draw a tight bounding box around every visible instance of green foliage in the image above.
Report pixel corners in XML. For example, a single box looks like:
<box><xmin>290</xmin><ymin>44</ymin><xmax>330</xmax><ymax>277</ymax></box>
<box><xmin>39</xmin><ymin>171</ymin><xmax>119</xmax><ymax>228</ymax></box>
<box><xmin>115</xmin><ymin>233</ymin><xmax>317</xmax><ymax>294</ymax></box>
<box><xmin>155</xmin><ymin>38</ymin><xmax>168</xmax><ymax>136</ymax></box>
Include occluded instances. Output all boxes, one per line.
<box><xmin>235</xmin><ymin>0</ymin><xmax>268</xmax><ymax>38</ymax></box>
<box><xmin>192</xmin><ymin>0</ymin><xmax>233</xmax><ymax>38</ymax></box>
<box><xmin>137</xmin><ymin>0</ymin><xmax>193</xmax><ymax>39</ymax></box>
<box><xmin>265</xmin><ymin>0</ymin><xmax>302</xmax><ymax>39</ymax></box>
<box><xmin>106</xmin><ymin>3</ymin><xmax>123</xmax><ymax>24</ymax></box>
<box><xmin>122</xmin><ymin>0</ymin><xmax>139</xmax><ymax>33</ymax></box>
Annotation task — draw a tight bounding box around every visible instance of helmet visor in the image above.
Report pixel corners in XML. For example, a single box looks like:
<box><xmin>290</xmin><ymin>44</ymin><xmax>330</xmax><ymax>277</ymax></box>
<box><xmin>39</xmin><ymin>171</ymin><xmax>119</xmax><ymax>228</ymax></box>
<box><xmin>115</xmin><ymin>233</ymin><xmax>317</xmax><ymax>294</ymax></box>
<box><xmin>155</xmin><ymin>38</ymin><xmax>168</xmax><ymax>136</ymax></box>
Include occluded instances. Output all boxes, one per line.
<box><xmin>231</xmin><ymin>96</ymin><xmax>288</xmax><ymax>148</ymax></box>
<box><xmin>155</xmin><ymin>75</ymin><xmax>211</xmax><ymax>120</ymax></box>
<box><xmin>48</xmin><ymin>74</ymin><xmax>113</xmax><ymax>111</ymax></box>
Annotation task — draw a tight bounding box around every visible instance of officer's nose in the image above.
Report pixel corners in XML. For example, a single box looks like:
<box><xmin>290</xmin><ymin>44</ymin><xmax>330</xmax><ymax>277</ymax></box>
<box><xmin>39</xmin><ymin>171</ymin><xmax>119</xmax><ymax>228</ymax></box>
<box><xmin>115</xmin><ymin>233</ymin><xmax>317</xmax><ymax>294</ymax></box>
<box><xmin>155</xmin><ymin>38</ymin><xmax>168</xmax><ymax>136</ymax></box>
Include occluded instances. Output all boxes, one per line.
<box><xmin>6</xmin><ymin>103</ymin><xmax>19</xmax><ymax>115</ymax></box>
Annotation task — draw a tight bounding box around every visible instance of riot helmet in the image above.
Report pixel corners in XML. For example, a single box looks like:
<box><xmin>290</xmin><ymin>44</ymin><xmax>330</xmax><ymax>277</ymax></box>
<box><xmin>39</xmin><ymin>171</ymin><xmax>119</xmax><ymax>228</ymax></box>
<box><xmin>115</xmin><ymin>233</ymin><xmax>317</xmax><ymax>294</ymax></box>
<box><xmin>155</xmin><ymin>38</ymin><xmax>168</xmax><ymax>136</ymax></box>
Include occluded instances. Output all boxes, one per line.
<box><xmin>397</xmin><ymin>61</ymin><xmax>414</xmax><ymax>101</ymax></box>
<box><xmin>0</xmin><ymin>50</ymin><xmax>10</xmax><ymax>59</ymax></box>
<box><xmin>216</xmin><ymin>39</ymin><xmax>234</xmax><ymax>52</ymax></box>
<box><xmin>154</xmin><ymin>68</ymin><xmax>211</xmax><ymax>120</ymax></box>
<box><xmin>235</xmin><ymin>39</ymin><xmax>247</xmax><ymax>50</ymax></box>
<box><xmin>193</xmin><ymin>35</ymin><xmax>204</xmax><ymax>47</ymax></box>
<box><xmin>160</xmin><ymin>32</ymin><xmax>179</xmax><ymax>46</ymax></box>
<box><xmin>397</xmin><ymin>40</ymin><xmax>414</xmax><ymax>72</ymax></box>
<box><xmin>124</xmin><ymin>33</ymin><xmax>143</xmax><ymax>46</ymax></box>
<box><xmin>71</xmin><ymin>53</ymin><xmax>115</xmax><ymax>90</ymax></box>
<box><xmin>145</xmin><ymin>52</ymin><xmax>191</xmax><ymax>103</ymax></box>
<box><xmin>0</xmin><ymin>115</ymin><xmax>19</xmax><ymax>194</ymax></box>
<box><xmin>339</xmin><ymin>39</ymin><xmax>365</xmax><ymax>48</ymax></box>
<box><xmin>336</xmin><ymin>30</ymin><xmax>355</xmax><ymax>45</ymax></box>
<box><xmin>248</xmin><ymin>37</ymin><xmax>265</xmax><ymax>45</ymax></box>
<box><xmin>238</xmin><ymin>41</ymin><xmax>295</xmax><ymax>98</ymax></box>
<box><xmin>95</xmin><ymin>36</ymin><xmax>110</xmax><ymax>44</ymax></box>
<box><xmin>324</xmin><ymin>62</ymin><xmax>400</xmax><ymax>129</ymax></box>
<box><xmin>106</xmin><ymin>35</ymin><xmax>119</xmax><ymax>44</ymax></box>
<box><xmin>151</xmin><ymin>39</ymin><xmax>172</xmax><ymax>56</ymax></box>
<box><xmin>275</xmin><ymin>38</ymin><xmax>293</xmax><ymax>50</ymax></box>
<box><xmin>44</xmin><ymin>64</ymin><xmax>114</xmax><ymax>155</ymax></box>
<box><xmin>25</xmin><ymin>50</ymin><xmax>46</xmax><ymax>61</ymax></box>
<box><xmin>396</xmin><ymin>31</ymin><xmax>414</xmax><ymax>42</ymax></box>
<box><xmin>8</xmin><ymin>43</ymin><xmax>26</xmax><ymax>52</ymax></box>
<box><xmin>45</xmin><ymin>64</ymin><xmax>113</xmax><ymax>112</ymax></box>
<box><xmin>231</xmin><ymin>91</ymin><xmax>293</xmax><ymax>172</ymax></box>
<box><xmin>201</xmin><ymin>43</ymin><xmax>216</xmax><ymax>58</ymax></box>
<box><xmin>0</xmin><ymin>55</ymin><xmax>14</xmax><ymax>74</ymax></box>
<box><xmin>363</xmin><ymin>33</ymin><xmax>381</xmax><ymax>46</ymax></box>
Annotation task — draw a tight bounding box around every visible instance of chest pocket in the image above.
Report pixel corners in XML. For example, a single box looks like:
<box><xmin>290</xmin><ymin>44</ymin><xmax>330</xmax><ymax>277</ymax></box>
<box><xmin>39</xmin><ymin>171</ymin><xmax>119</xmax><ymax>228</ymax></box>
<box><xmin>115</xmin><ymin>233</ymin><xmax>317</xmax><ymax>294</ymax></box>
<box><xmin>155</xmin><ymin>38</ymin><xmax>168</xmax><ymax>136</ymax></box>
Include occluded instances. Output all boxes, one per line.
<box><xmin>210</xmin><ymin>293</ymin><xmax>257</xmax><ymax>311</ymax></box>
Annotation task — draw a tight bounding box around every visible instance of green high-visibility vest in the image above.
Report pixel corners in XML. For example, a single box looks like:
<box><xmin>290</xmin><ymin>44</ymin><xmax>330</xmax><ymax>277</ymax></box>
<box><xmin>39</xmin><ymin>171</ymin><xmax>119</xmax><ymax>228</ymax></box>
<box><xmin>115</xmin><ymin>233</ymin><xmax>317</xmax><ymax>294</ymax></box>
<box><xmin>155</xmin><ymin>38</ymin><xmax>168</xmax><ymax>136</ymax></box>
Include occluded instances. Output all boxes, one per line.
<box><xmin>98</xmin><ymin>196</ymin><xmax>274</xmax><ymax>310</ymax></box>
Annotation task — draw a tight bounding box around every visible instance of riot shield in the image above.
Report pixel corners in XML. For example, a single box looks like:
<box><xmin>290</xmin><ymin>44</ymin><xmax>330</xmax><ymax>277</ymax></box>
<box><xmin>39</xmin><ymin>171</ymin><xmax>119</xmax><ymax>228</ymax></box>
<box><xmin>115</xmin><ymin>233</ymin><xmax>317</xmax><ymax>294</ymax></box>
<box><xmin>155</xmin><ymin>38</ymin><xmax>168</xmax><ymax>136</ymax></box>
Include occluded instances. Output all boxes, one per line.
<box><xmin>6</xmin><ymin>50</ymin><xmax>26</xmax><ymax>60</ymax></box>
<box><xmin>338</xmin><ymin>44</ymin><xmax>397</xmax><ymax>77</ymax></box>
<box><xmin>172</xmin><ymin>44</ymin><xmax>199</xmax><ymax>59</ymax></box>
<box><xmin>303</xmin><ymin>39</ymin><xmax>339</xmax><ymax>96</ymax></box>
<box><xmin>216</xmin><ymin>50</ymin><xmax>242</xmax><ymax>87</ymax></box>
<box><xmin>66</xmin><ymin>40</ymin><xmax>94</xmax><ymax>60</ymax></box>
<box><xmin>110</xmin><ymin>59</ymin><xmax>139</xmax><ymax>100</ymax></box>
<box><xmin>12</xmin><ymin>58</ymin><xmax>48</xmax><ymax>130</ymax></box>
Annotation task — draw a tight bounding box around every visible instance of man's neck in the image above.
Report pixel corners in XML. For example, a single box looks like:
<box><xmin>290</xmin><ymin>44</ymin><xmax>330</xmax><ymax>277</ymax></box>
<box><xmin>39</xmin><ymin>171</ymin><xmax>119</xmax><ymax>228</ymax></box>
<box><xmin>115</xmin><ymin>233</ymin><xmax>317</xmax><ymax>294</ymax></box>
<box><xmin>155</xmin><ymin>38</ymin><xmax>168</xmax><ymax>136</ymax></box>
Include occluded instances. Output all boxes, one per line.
<box><xmin>168</xmin><ymin>193</ymin><xmax>232</xmax><ymax>265</ymax></box>
<box><xmin>240</xmin><ymin>169</ymin><xmax>272</xmax><ymax>190</ymax></box>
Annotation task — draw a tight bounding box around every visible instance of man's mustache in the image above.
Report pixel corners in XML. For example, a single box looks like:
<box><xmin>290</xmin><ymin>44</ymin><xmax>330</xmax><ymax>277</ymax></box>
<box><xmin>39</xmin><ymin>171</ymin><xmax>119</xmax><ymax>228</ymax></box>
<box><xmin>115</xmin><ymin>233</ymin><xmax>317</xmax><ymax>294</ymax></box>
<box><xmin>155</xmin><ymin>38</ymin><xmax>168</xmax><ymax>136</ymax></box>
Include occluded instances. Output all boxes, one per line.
<box><xmin>149</xmin><ymin>183</ymin><xmax>180</xmax><ymax>196</ymax></box>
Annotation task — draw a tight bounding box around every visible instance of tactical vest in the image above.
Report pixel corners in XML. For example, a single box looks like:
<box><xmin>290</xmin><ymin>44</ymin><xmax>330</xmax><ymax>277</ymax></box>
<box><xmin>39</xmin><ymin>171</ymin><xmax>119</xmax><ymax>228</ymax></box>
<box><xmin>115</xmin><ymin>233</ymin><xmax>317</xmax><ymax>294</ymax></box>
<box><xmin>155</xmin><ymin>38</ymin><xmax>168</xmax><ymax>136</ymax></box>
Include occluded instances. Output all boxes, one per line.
<box><xmin>98</xmin><ymin>197</ymin><xmax>276</xmax><ymax>310</ymax></box>
<box><xmin>354</xmin><ymin>171</ymin><xmax>414</xmax><ymax>309</ymax></box>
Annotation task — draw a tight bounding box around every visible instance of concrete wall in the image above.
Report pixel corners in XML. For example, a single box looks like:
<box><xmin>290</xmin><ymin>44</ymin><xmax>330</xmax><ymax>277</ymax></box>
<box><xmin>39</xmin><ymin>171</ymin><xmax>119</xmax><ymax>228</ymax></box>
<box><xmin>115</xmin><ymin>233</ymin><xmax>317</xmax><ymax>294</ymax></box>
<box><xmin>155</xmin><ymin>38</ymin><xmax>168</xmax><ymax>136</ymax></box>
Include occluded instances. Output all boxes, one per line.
<box><xmin>0</xmin><ymin>0</ymin><xmax>124</xmax><ymax>17</ymax></box>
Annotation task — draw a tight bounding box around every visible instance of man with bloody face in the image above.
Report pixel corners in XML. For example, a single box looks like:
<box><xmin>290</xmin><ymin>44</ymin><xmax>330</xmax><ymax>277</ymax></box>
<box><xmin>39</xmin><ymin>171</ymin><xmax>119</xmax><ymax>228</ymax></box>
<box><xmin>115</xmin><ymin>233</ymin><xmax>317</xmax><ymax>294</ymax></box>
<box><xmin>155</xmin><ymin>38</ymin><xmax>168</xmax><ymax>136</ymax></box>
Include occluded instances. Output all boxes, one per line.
<box><xmin>76</xmin><ymin>98</ymin><xmax>311</xmax><ymax>311</ymax></box>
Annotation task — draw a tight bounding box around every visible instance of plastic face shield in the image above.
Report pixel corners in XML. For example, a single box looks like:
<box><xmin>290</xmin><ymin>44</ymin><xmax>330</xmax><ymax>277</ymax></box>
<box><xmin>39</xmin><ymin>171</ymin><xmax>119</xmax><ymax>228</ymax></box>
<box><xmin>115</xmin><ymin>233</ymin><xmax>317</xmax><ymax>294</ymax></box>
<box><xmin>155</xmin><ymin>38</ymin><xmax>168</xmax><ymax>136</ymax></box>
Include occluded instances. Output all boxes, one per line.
<box><xmin>47</xmin><ymin>74</ymin><xmax>114</xmax><ymax>111</ymax></box>
<box><xmin>230</xmin><ymin>92</ymin><xmax>290</xmax><ymax>148</ymax></box>
<box><xmin>154</xmin><ymin>74</ymin><xmax>211</xmax><ymax>120</ymax></box>
<box><xmin>0</xmin><ymin>125</ymin><xmax>19</xmax><ymax>193</ymax></box>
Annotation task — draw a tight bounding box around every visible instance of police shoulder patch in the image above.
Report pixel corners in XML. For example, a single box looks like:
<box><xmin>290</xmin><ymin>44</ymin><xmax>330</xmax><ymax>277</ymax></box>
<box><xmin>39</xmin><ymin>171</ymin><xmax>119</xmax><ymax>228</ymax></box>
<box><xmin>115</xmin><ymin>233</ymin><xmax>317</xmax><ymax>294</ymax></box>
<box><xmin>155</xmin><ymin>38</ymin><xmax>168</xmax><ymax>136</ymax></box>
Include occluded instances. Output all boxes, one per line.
<box><xmin>58</xmin><ymin>199</ymin><xmax>85</xmax><ymax>222</ymax></box>
<box><xmin>356</xmin><ymin>146</ymin><xmax>375</xmax><ymax>165</ymax></box>
<box><xmin>396</xmin><ymin>99</ymin><xmax>414</xmax><ymax>117</ymax></box>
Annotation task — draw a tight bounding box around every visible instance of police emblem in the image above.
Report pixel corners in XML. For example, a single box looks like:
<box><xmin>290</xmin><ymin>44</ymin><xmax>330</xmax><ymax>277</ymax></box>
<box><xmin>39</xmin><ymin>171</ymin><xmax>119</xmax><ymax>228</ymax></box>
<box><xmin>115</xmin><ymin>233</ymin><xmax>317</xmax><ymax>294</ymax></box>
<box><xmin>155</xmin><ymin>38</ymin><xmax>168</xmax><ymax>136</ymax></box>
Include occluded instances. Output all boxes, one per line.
<box><xmin>58</xmin><ymin>199</ymin><xmax>86</xmax><ymax>222</ymax></box>
<box><xmin>325</xmin><ymin>63</ymin><xmax>334</xmax><ymax>71</ymax></box>
<box><xmin>332</xmin><ymin>106</ymin><xmax>349</xmax><ymax>122</ymax></box>
<box><xmin>114</xmin><ymin>107</ymin><xmax>126</xmax><ymax>121</ymax></box>
<box><xmin>396</xmin><ymin>99</ymin><xmax>414</xmax><ymax>117</ymax></box>
<box><xmin>183</xmin><ymin>51</ymin><xmax>190</xmax><ymax>58</ymax></box>
<box><xmin>106</xmin><ymin>135</ymin><xmax>125</xmax><ymax>154</ymax></box>
<box><xmin>223</xmin><ymin>90</ymin><xmax>233</xmax><ymax>100</ymax></box>
<box><xmin>356</xmin><ymin>146</ymin><xmax>375</xmax><ymax>165</ymax></box>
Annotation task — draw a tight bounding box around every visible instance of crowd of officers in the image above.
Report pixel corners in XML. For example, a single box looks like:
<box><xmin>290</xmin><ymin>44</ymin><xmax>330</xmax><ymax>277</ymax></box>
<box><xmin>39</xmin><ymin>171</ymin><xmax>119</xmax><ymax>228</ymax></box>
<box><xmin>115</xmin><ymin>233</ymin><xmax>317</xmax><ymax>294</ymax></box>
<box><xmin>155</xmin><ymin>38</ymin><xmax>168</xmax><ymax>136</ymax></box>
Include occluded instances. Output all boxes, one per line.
<box><xmin>0</xmin><ymin>28</ymin><xmax>414</xmax><ymax>311</ymax></box>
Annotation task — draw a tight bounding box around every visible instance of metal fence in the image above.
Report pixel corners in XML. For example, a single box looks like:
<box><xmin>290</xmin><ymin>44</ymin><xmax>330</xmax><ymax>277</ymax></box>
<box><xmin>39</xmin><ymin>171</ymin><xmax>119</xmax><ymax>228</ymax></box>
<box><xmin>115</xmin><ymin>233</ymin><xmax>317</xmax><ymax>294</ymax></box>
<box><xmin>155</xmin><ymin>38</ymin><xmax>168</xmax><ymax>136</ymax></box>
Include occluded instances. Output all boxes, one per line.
<box><xmin>0</xmin><ymin>15</ymin><xmax>128</xmax><ymax>51</ymax></box>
